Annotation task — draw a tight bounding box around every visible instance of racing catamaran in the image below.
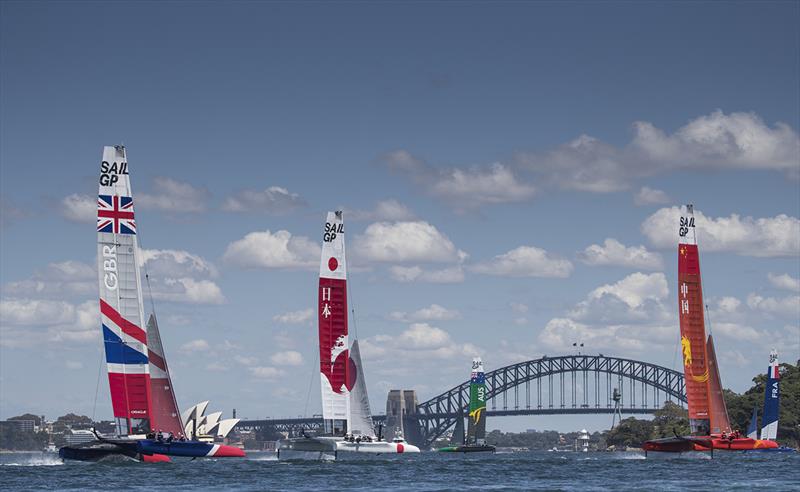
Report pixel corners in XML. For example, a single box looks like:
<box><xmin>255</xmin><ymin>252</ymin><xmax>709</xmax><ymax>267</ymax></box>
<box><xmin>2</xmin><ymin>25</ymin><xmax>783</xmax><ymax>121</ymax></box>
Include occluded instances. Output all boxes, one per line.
<box><xmin>642</xmin><ymin>204</ymin><xmax>778</xmax><ymax>455</ymax></box>
<box><xmin>278</xmin><ymin>211</ymin><xmax>420</xmax><ymax>459</ymax></box>
<box><xmin>748</xmin><ymin>350</ymin><xmax>795</xmax><ymax>452</ymax></box>
<box><xmin>438</xmin><ymin>358</ymin><xmax>495</xmax><ymax>453</ymax></box>
<box><xmin>59</xmin><ymin>146</ymin><xmax>244</xmax><ymax>462</ymax></box>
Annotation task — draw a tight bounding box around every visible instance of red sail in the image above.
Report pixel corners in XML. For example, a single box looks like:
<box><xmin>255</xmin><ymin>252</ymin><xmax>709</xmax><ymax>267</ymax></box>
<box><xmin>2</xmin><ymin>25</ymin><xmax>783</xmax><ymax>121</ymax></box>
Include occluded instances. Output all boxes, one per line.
<box><xmin>706</xmin><ymin>335</ymin><xmax>731</xmax><ymax>435</ymax></box>
<box><xmin>319</xmin><ymin>277</ymin><xmax>351</xmax><ymax>397</ymax></box>
<box><xmin>146</xmin><ymin>314</ymin><xmax>184</xmax><ymax>436</ymax></box>
<box><xmin>318</xmin><ymin>211</ymin><xmax>350</xmax><ymax>434</ymax></box>
<box><xmin>678</xmin><ymin>243</ymin><xmax>712</xmax><ymax>434</ymax></box>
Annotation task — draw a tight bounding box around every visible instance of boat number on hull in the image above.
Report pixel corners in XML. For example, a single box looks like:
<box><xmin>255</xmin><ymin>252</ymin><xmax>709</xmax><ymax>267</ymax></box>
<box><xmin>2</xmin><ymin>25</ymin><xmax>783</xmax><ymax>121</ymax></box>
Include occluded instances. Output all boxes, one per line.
<box><xmin>323</xmin><ymin>222</ymin><xmax>344</xmax><ymax>242</ymax></box>
<box><xmin>103</xmin><ymin>245</ymin><xmax>118</xmax><ymax>290</ymax></box>
<box><xmin>100</xmin><ymin>161</ymin><xmax>129</xmax><ymax>186</ymax></box>
<box><xmin>678</xmin><ymin>216</ymin><xmax>695</xmax><ymax>237</ymax></box>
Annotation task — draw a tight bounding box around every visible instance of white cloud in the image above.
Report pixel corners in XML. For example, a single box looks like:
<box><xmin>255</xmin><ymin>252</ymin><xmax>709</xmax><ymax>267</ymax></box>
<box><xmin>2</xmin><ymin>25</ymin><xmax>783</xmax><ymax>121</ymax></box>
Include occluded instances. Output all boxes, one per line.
<box><xmin>382</xmin><ymin>150</ymin><xmax>536</xmax><ymax>210</ymax></box>
<box><xmin>746</xmin><ymin>293</ymin><xmax>800</xmax><ymax>319</ymax></box>
<box><xmin>346</xmin><ymin>200</ymin><xmax>416</xmax><ymax>222</ymax></box>
<box><xmin>249</xmin><ymin>366</ymin><xmax>284</xmax><ymax>379</ymax></box>
<box><xmin>3</xmin><ymin>261</ymin><xmax>96</xmax><ymax>298</ymax></box>
<box><xmin>180</xmin><ymin>339</ymin><xmax>210</xmax><ymax>353</ymax></box>
<box><xmin>1</xmin><ymin>299</ymin><xmax>78</xmax><ymax>326</ymax></box>
<box><xmin>388</xmin><ymin>265</ymin><xmax>465</xmax><ymax>283</ymax></box>
<box><xmin>270</xmin><ymin>350</ymin><xmax>304</xmax><ymax>366</ymax></box>
<box><xmin>712</xmin><ymin>322</ymin><xmax>762</xmax><ymax>342</ymax></box>
<box><xmin>634</xmin><ymin>186</ymin><xmax>671</xmax><ymax>206</ymax></box>
<box><xmin>510</xmin><ymin>302</ymin><xmax>529</xmax><ymax>314</ymax></box>
<box><xmin>516</xmin><ymin>110</ymin><xmax>800</xmax><ymax>192</ymax></box>
<box><xmin>578</xmin><ymin>238</ymin><xmax>664</xmax><ymax>270</ymax></box>
<box><xmin>389</xmin><ymin>304</ymin><xmax>461</xmax><ymax>322</ymax></box>
<box><xmin>399</xmin><ymin>323</ymin><xmax>451</xmax><ymax>349</ymax></box>
<box><xmin>138</xmin><ymin>249</ymin><xmax>224</xmax><ymax>304</ymax></box>
<box><xmin>60</xmin><ymin>194</ymin><xmax>95</xmax><ymax>223</ymax></box>
<box><xmin>65</xmin><ymin>361</ymin><xmax>84</xmax><ymax>370</ymax></box>
<box><xmin>0</xmin><ymin>298</ymin><xmax>97</xmax><ymax>347</ymax></box>
<box><xmin>715</xmin><ymin>296</ymin><xmax>742</xmax><ymax>314</ymax></box>
<box><xmin>642</xmin><ymin>206</ymin><xmax>800</xmax><ymax>257</ymax></box>
<box><xmin>137</xmin><ymin>177</ymin><xmax>210</xmax><ymax>213</ymax></box>
<box><xmin>430</xmin><ymin>163</ymin><xmax>537</xmax><ymax>208</ymax></box>
<box><xmin>569</xmin><ymin>272</ymin><xmax>671</xmax><ymax>324</ymax></box>
<box><xmin>223</xmin><ymin>230</ymin><xmax>320</xmax><ymax>269</ymax></box>
<box><xmin>140</xmin><ymin>249</ymin><xmax>219</xmax><ymax>278</ymax></box>
<box><xmin>471</xmin><ymin>246</ymin><xmax>573</xmax><ymax>278</ymax></box>
<box><xmin>273</xmin><ymin>308</ymin><xmax>314</xmax><ymax>324</ymax></box>
<box><xmin>360</xmin><ymin>324</ymin><xmax>479</xmax><ymax>363</ymax></box>
<box><xmin>537</xmin><ymin>272</ymin><xmax>676</xmax><ymax>355</ymax></box>
<box><xmin>353</xmin><ymin>221</ymin><xmax>466</xmax><ymax>263</ymax></box>
<box><xmin>222</xmin><ymin>186</ymin><xmax>306</xmax><ymax>214</ymax></box>
<box><xmin>768</xmin><ymin>273</ymin><xmax>800</xmax><ymax>292</ymax></box>
<box><xmin>158</xmin><ymin>278</ymin><xmax>225</xmax><ymax>305</ymax></box>
<box><xmin>537</xmin><ymin>317</ymin><xmax>672</xmax><ymax>353</ymax></box>
<box><xmin>234</xmin><ymin>355</ymin><xmax>259</xmax><ymax>367</ymax></box>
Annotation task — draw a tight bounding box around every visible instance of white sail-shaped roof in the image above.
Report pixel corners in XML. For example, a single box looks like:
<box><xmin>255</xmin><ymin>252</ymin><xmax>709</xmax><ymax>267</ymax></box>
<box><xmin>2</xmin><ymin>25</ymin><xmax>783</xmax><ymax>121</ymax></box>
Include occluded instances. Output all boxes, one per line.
<box><xmin>199</xmin><ymin>411</ymin><xmax>222</xmax><ymax>435</ymax></box>
<box><xmin>181</xmin><ymin>400</ymin><xmax>210</xmax><ymax>426</ymax></box>
<box><xmin>215</xmin><ymin>418</ymin><xmax>239</xmax><ymax>438</ymax></box>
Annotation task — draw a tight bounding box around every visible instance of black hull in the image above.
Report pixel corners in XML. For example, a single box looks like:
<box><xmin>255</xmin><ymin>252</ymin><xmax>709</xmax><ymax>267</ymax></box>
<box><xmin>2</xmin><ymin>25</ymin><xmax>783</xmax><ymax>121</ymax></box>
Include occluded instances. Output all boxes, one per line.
<box><xmin>59</xmin><ymin>440</ymin><xmax>141</xmax><ymax>462</ymax></box>
<box><xmin>439</xmin><ymin>444</ymin><xmax>496</xmax><ymax>453</ymax></box>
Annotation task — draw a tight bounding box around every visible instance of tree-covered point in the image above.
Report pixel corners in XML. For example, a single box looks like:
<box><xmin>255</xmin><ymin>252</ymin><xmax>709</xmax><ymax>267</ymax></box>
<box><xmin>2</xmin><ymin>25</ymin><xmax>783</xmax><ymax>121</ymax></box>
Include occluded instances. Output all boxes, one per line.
<box><xmin>724</xmin><ymin>360</ymin><xmax>799</xmax><ymax>448</ymax></box>
<box><xmin>605</xmin><ymin>360</ymin><xmax>800</xmax><ymax>448</ymax></box>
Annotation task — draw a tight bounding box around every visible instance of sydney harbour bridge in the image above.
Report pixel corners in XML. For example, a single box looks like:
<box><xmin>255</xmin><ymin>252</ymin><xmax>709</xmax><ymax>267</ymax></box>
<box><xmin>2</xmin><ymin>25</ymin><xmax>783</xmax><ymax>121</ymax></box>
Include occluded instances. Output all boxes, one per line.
<box><xmin>235</xmin><ymin>354</ymin><xmax>686</xmax><ymax>449</ymax></box>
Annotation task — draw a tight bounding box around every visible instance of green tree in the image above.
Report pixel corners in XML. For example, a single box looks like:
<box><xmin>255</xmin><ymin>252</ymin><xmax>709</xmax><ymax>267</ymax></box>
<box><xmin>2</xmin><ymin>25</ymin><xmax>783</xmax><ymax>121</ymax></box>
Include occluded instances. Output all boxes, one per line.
<box><xmin>605</xmin><ymin>417</ymin><xmax>654</xmax><ymax>448</ymax></box>
<box><xmin>650</xmin><ymin>401</ymin><xmax>689</xmax><ymax>438</ymax></box>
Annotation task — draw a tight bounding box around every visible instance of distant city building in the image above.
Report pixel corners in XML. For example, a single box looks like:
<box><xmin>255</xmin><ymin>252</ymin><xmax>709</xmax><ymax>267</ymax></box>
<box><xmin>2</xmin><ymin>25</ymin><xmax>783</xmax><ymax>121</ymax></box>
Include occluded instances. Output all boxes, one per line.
<box><xmin>1</xmin><ymin>420</ymin><xmax>35</xmax><ymax>433</ymax></box>
<box><xmin>65</xmin><ymin>430</ymin><xmax>95</xmax><ymax>446</ymax></box>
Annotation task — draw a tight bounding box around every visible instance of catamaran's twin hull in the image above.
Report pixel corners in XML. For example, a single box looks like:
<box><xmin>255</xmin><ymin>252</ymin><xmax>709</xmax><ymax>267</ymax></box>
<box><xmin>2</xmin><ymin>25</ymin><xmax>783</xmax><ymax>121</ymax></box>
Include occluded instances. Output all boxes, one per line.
<box><xmin>60</xmin><ymin>438</ymin><xmax>245</xmax><ymax>462</ymax></box>
<box><xmin>643</xmin><ymin>436</ymin><xmax>780</xmax><ymax>455</ymax></box>
<box><xmin>277</xmin><ymin>437</ymin><xmax>420</xmax><ymax>460</ymax></box>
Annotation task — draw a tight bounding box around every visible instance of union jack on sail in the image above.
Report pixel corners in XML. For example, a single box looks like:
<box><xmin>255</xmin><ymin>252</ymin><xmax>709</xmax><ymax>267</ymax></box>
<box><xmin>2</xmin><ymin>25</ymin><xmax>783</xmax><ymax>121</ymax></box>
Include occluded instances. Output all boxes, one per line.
<box><xmin>97</xmin><ymin>194</ymin><xmax>136</xmax><ymax>234</ymax></box>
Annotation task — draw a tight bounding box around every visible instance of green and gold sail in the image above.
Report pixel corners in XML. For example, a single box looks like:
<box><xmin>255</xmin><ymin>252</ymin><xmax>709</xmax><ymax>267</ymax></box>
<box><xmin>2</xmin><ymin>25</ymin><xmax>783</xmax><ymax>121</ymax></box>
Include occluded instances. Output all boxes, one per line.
<box><xmin>466</xmin><ymin>357</ymin><xmax>487</xmax><ymax>445</ymax></box>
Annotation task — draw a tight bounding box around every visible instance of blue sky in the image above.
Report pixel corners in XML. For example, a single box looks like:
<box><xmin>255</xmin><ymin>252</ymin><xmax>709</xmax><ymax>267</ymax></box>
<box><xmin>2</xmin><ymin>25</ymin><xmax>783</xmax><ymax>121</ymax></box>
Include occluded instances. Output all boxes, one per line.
<box><xmin>1</xmin><ymin>1</ymin><xmax>798</xmax><ymax>433</ymax></box>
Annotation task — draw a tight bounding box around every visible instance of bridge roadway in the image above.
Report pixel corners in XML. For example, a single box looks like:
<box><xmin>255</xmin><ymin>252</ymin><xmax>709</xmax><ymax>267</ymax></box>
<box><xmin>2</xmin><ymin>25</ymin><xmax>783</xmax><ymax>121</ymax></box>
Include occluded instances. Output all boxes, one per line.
<box><xmin>236</xmin><ymin>407</ymin><xmax>657</xmax><ymax>431</ymax></box>
<box><xmin>235</xmin><ymin>354</ymin><xmax>686</xmax><ymax>447</ymax></box>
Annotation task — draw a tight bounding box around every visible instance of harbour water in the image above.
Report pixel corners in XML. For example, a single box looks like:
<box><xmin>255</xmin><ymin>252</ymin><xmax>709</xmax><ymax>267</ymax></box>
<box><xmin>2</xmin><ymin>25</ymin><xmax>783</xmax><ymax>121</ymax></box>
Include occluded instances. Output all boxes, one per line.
<box><xmin>2</xmin><ymin>450</ymin><xmax>798</xmax><ymax>491</ymax></box>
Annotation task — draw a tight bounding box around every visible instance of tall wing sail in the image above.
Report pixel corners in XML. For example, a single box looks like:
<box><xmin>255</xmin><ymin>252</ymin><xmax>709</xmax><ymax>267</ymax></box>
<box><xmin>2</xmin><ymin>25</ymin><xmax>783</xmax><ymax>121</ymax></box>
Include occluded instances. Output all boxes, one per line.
<box><xmin>146</xmin><ymin>314</ymin><xmax>184</xmax><ymax>436</ymax></box>
<box><xmin>706</xmin><ymin>335</ymin><xmax>731</xmax><ymax>434</ymax></box>
<box><xmin>746</xmin><ymin>406</ymin><xmax>759</xmax><ymax>440</ymax></box>
<box><xmin>319</xmin><ymin>211</ymin><xmax>350</xmax><ymax>435</ymax></box>
<box><xmin>97</xmin><ymin>145</ymin><xmax>151</xmax><ymax>436</ymax></box>
<box><xmin>466</xmin><ymin>357</ymin><xmax>488</xmax><ymax>445</ymax></box>
<box><xmin>347</xmin><ymin>340</ymin><xmax>375</xmax><ymax>437</ymax></box>
<box><xmin>451</xmin><ymin>414</ymin><xmax>465</xmax><ymax>446</ymax></box>
<box><xmin>677</xmin><ymin>204</ymin><xmax>712</xmax><ymax>435</ymax></box>
<box><xmin>760</xmin><ymin>349</ymin><xmax>780</xmax><ymax>440</ymax></box>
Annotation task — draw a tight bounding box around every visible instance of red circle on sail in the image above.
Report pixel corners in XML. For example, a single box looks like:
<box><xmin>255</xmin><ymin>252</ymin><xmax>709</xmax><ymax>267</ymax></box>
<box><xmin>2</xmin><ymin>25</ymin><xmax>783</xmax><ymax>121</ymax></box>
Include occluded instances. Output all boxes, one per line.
<box><xmin>328</xmin><ymin>257</ymin><xmax>338</xmax><ymax>271</ymax></box>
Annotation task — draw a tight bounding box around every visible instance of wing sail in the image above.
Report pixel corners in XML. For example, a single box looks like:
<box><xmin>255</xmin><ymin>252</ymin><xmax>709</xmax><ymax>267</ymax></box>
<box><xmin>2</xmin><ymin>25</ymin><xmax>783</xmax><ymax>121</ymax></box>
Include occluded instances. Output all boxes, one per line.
<box><xmin>97</xmin><ymin>145</ymin><xmax>152</xmax><ymax>436</ymax></box>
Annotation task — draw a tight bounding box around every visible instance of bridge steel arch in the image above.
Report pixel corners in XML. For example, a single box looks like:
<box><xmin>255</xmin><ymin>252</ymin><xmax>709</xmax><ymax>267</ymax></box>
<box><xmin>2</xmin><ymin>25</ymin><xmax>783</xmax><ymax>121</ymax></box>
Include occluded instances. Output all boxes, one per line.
<box><xmin>414</xmin><ymin>355</ymin><xmax>686</xmax><ymax>448</ymax></box>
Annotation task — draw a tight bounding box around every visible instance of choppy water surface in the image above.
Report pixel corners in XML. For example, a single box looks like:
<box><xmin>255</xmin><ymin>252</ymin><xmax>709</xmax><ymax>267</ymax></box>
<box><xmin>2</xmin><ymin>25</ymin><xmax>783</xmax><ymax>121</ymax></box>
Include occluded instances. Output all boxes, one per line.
<box><xmin>2</xmin><ymin>450</ymin><xmax>798</xmax><ymax>491</ymax></box>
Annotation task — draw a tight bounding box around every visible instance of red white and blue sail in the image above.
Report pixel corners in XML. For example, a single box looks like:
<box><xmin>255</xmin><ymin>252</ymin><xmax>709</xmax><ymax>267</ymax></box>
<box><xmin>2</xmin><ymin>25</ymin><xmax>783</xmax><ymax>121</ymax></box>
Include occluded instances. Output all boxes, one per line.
<box><xmin>97</xmin><ymin>145</ymin><xmax>152</xmax><ymax>436</ymax></box>
<box><xmin>318</xmin><ymin>211</ymin><xmax>350</xmax><ymax>434</ymax></box>
<box><xmin>760</xmin><ymin>350</ymin><xmax>780</xmax><ymax>440</ymax></box>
